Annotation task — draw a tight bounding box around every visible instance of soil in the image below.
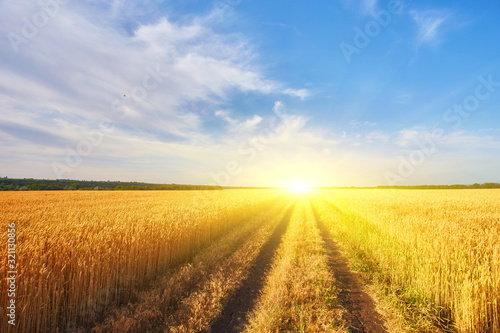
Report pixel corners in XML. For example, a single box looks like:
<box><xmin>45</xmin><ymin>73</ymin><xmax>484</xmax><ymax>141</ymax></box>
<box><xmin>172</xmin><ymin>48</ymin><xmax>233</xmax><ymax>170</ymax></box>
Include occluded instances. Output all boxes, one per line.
<box><xmin>312</xmin><ymin>205</ymin><xmax>388</xmax><ymax>333</ymax></box>
<box><xmin>209</xmin><ymin>203</ymin><xmax>295</xmax><ymax>333</ymax></box>
<box><xmin>210</xmin><ymin>201</ymin><xmax>387</xmax><ymax>333</ymax></box>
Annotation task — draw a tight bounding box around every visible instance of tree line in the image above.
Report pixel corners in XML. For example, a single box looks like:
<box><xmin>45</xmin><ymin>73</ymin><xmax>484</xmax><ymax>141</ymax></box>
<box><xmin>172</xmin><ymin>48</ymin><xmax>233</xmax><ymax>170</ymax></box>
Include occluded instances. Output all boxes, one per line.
<box><xmin>376</xmin><ymin>183</ymin><xmax>500</xmax><ymax>189</ymax></box>
<box><xmin>0</xmin><ymin>178</ymin><xmax>222</xmax><ymax>191</ymax></box>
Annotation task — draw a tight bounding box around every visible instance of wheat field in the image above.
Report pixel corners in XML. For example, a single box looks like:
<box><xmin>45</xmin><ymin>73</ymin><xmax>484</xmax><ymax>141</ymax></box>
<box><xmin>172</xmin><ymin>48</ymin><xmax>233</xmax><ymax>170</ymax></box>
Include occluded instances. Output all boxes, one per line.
<box><xmin>313</xmin><ymin>189</ymin><xmax>500</xmax><ymax>332</ymax></box>
<box><xmin>1</xmin><ymin>189</ymin><xmax>499</xmax><ymax>332</ymax></box>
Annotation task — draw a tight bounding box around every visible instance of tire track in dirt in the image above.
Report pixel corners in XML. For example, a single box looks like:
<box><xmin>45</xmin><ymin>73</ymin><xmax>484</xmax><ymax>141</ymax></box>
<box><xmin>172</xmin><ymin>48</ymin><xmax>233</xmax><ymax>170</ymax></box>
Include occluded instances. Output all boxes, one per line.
<box><xmin>210</xmin><ymin>201</ymin><xmax>296</xmax><ymax>333</ymax></box>
<box><xmin>311</xmin><ymin>204</ymin><xmax>388</xmax><ymax>333</ymax></box>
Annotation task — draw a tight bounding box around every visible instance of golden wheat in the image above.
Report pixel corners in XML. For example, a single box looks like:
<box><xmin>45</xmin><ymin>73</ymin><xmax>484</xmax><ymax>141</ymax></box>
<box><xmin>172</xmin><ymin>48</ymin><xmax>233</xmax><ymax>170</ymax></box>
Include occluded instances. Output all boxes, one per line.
<box><xmin>0</xmin><ymin>190</ymin><xmax>283</xmax><ymax>332</ymax></box>
<box><xmin>311</xmin><ymin>189</ymin><xmax>500</xmax><ymax>332</ymax></box>
<box><xmin>246</xmin><ymin>197</ymin><xmax>347</xmax><ymax>332</ymax></box>
<box><xmin>92</xmin><ymin>197</ymin><xmax>293</xmax><ymax>332</ymax></box>
<box><xmin>1</xmin><ymin>189</ymin><xmax>498</xmax><ymax>332</ymax></box>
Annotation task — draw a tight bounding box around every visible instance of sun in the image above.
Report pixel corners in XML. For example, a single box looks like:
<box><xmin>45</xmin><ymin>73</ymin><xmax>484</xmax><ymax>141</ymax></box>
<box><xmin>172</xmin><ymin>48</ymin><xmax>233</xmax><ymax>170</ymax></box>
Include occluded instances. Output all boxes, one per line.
<box><xmin>287</xmin><ymin>182</ymin><xmax>311</xmax><ymax>194</ymax></box>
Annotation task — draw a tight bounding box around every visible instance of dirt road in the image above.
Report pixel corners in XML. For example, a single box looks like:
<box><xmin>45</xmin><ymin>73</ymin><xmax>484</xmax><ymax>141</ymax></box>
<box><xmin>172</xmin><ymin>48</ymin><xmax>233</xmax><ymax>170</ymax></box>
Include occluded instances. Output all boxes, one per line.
<box><xmin>210</xmin><ymin>203</ymin><xmax>295</xmax><ymax>333</ymax></box>
<box><xmin>312</xmin><ymin>205</ymin><xmax>388</xmax><ymax>333</ymax></box>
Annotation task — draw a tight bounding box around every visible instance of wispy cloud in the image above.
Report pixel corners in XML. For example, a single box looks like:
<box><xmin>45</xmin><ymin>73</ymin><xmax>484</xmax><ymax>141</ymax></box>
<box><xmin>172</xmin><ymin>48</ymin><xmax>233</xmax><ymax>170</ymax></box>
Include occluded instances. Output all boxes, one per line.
<box><xmin>1</xmin><ymin>1</ymin><xmax>498</xmax><ymax>186</ymax></box>
<box><xmin>245</xmin><ymin>115</ymin><xmax>263</xmax><ymax>127</ymax></box>
<box><xmin>393</xmin><ymin>93</ymin><xmax>412</xmax><ymax>104</ymax></box>
<box><xmin>361</xmin><ymin>0</ymin><xmax>378</xmax><ymax>16</ymax></box>
<box><xmin>411</xmin><ymin>9</ymin><xmax>451</xmax><ymax>45</ymax></box>
<box><xmin>0</xmin><ymin>0</ymin><xmax>311</xmax><ymax>179</ymax></box>
<box><xmin>214</xmin><ymin>110</ymin><xmax>262</xmax><ymax>130</ymax></box>
<box><xmin>365</xmin><ymin>131</ymin><xmax>390</xmax><ymax>143</ymax></box>
<box><xmin>283</xmin><ymin>88</ymin><xmax>310</xmax><ymax>100</ymax></box>
<box><xmin>215</xmin><ymin>110</ymin><xmax>236</xmax><ymax>125</ymax></box>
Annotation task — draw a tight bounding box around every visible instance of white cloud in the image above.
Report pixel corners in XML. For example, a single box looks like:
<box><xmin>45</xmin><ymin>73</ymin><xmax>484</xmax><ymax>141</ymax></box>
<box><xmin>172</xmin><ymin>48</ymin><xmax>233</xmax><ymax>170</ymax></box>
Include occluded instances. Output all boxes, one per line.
<box><xmin>273</xmin><ymin>101</ymin><xmax>285</xmax><ymax>114</ymax></box>
<box><xmin>393</xmin><ymin>93</ymin><xmax>412</xmax><ymax>104</ymax></box>
<box><xmin>2</xmin><ymin>2</ymin><xmax>496</xmax><ymax>186</ymax></box>
<box><xmin>215</xmin><ymin>110</ymin><xmax>262</xmax><ymax>130</ymax></box>
<box><xmin>361</xmin><ymin>0</ymin><xmax>378</xmax><ymax>16</ymax></box>
<box><xmin>283</xmin><ymin>88</ymin><xmax>310</xmax><ymax>100</ymax></box>
<box><xmin>245</xmin><ymin>115</ymin><xmax>263</xmax><ymax>127</ymax></box>
<box><xmin>215</xmin><ymin>110</ymin><xmax>236</xmax><ymax>125</ymax></box>
<box><xmin>440</xmin><ymin>131</ymin><xmax>500</xmax><ymax>150</ymax></box>
<box><xmin>395</xmin><ymin>126</ymin><xmax>441</xmax><ymax>147</ymax></box>
<box><xmin>0</xmin><ymin>0</ymin><xmax>313</xmax><ymax>180</ymax></box>
<box><xmin>365</xmin><ymin>131</ymin><xmax>389</xmax><ymax>142</ymax></box>
<box><xmin>411</xmin><ymin>10</ymin><xmax>450</xmax><ymax>44</ymax></box>
<box><xmin>349</xmin><ymin>121</ymin><xmax>377</xmax><ymax>128</ymax></box>
<box><xmin>394</xmin><ymin>127</ymin><xmax>500</xmax><ymax>153</ymax></box>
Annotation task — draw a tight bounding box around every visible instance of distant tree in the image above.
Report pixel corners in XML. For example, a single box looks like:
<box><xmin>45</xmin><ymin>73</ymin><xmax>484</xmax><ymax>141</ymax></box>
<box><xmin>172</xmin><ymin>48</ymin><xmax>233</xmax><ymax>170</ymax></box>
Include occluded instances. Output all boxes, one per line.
<box><xmin>68</xmin><ymin>183</ymin><xmax>80</xmax><ymax>190</ymax></box>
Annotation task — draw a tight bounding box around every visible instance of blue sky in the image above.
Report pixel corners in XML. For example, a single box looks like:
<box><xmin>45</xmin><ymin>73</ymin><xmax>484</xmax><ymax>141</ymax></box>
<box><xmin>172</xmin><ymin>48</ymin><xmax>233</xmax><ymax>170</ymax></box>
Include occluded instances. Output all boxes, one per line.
<box><xmin>1</xmin><ymin>0</ymin><xmax>499</xmax><ymax>186</ymax></box>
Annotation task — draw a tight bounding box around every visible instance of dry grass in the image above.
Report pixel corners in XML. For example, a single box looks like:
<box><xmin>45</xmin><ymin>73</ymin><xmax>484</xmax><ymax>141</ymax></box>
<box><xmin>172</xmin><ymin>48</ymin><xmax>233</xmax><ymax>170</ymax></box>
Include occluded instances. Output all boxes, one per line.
<box><xmin>245</xmin><ymin>197</ymin><xmax>347</xmax><ymax>333</ymax></box>
<box><xmin>312</xmin><ymin>189</ymin><xmax>500</xmax><ymax>332</ymax></box>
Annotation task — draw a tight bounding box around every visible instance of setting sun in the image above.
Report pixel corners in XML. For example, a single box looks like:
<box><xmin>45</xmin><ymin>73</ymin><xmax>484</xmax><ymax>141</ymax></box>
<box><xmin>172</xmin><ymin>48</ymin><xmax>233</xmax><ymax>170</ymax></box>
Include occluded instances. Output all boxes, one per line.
<box><xmin>288</xmin><ymin>182</ymin><xmax>311</xmax><ymax>193</ymax></box>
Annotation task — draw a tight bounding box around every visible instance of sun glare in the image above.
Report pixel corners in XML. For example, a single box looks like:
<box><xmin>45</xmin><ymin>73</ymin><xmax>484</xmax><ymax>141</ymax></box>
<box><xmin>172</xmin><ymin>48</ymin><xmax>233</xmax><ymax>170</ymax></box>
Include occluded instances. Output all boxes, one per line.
<box><xmin>288</xmin><ymin>182</ymin><xmax>311</xmax><ymax>194</ymax></box>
